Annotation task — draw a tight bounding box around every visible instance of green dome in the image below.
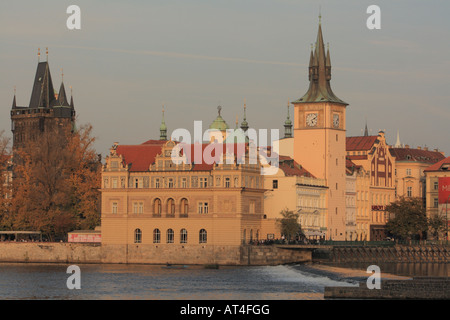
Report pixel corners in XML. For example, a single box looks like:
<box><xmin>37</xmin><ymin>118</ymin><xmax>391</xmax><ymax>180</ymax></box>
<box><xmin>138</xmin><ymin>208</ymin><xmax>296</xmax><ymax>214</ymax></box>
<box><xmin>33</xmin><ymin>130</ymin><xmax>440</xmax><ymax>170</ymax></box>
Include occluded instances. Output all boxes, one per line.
<box><xmin>209</xmin><ymin>115</ymin><xmax>229</xmax><ymax>131</ymax></box>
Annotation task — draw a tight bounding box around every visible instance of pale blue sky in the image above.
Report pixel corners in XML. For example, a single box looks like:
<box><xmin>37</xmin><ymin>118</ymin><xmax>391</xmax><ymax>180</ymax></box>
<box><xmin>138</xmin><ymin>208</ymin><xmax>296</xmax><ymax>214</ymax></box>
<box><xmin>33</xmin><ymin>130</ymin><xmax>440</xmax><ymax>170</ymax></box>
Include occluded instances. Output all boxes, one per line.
<box><xmin>1</xmin><ymin>0</ymin><xmax>449</xmax><ymax>156</ymax></box>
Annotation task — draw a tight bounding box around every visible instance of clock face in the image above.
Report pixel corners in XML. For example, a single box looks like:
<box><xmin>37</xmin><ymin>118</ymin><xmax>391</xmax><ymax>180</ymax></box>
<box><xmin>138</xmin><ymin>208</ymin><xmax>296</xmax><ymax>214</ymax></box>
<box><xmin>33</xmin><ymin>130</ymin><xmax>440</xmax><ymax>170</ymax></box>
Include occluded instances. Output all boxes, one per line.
<box><xmin>306</xmin><ymin>113</ymin><xmax>318</xmax><ymax>127</ymax></box>
<box><xmin>333</xmin><ymin>114</ymin><xmax>340</xmax><ymax>128</ymax></box>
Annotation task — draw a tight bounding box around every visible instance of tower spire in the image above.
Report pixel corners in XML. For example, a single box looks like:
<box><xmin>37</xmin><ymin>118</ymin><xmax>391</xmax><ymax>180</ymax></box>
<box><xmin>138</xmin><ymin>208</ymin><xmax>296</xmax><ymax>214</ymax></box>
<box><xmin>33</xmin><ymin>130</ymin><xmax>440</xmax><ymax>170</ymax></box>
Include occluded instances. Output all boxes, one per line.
<box><xmin>364</xmin><ymin>119</ymin><xmax>369</xmax><ymax>136</ymax></box>
<box><xmin>293</xmin><ymin>15</ymin><xmax>347</xmax><ymax>105</ymax></box>
<box><xmin>240</xmin><ymin>98</ymin><xmax>249</xmax><ymax>132</ymax></box>
<box><xmin>284</xmin><ymin>100</ymin><xmax>293</xmax><ymax>138</ymax></box>
<box><xmin>160</xmin><ymin>105</ymin><xmax>167</xmax><ymax>141</ymax></box>
<box><xmin>395</xmin><ymin>129</ymin><xmax>402</xmax><ymax>148</ymax></box>
<box><xmin>12</xmin><ymin>86</ymin><xmax>17</xmax><ymax>109</ymax></box>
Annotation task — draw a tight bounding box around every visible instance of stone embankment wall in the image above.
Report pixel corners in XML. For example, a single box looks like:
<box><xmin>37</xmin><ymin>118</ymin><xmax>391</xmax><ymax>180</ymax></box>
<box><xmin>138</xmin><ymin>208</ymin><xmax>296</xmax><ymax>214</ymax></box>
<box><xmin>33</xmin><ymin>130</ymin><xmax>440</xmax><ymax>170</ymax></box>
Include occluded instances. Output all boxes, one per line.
<box><xmin>325</xmin><ymin>277</ymin><xmax>450</xmax><ymax>299</ymax></box>
<box><xmin>0</xmin><ymin>243</ymin><xmax>311</xmax><ymax>265</ymax></box>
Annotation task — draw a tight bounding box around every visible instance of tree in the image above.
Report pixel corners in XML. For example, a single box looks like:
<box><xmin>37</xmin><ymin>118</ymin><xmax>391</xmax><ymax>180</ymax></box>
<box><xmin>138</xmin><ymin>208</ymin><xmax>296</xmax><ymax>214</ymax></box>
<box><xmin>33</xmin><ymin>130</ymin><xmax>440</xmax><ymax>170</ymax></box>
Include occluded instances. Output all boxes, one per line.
<box><xmin>0</xmin><ymin>131</ymin><xmax>12</xmax><ymax>229</ymax></box>
<box><xmin>385</xmin><ymin>197</ymin><xmax>428</xmax><ymax>241</ymax></box>
<box><xmin>6</xmin><ymin>123</ymin><xmax>100</xmax><ymax>241</ymax></box>
<box><xmin>276</xmin><ymin>208</ymin><xmax>303</xmax><ymax>242</ymax></box>
<box><xmin>428</xmin><ymin>213</ymin><xmax>446</xmax><ymax>241</ymax></box>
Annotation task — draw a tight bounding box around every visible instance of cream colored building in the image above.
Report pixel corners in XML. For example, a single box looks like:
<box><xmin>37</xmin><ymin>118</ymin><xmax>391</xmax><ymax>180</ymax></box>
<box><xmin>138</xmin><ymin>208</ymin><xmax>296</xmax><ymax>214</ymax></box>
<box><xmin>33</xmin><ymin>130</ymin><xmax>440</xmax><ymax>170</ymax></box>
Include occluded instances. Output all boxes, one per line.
<box><xmin>346</xmin><ymin>131</ymin><xmax>396</xmax><ymax>240</ymax></box>
<box><xmin>264</xmin><ymin>156</ymin><xmax>327</xmax><ymax>240</ymax></box>
<box><xmin>424</xmin><ymin>156</ymin><xmax>450</xmax><ymax>240</ymax></box>
<box><xmin>389</xmin><ymin>146</ymin><xmax>445</xmax><ymax>199</ymax></box>
<box><xmin>345</xmin><ymin>167</ymin><xmax>357</xmax><ymax>240</ymax></box>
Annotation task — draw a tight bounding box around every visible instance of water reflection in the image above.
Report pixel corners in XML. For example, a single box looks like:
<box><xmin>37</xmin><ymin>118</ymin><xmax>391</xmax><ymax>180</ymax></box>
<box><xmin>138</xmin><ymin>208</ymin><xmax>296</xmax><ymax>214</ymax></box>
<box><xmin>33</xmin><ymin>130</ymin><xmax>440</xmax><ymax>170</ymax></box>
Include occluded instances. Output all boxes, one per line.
<box><xmin>0</xmin><ymin>263</ymin><xmax>357</xmax><ymax>300</ymax></box>
<box><xmin>325</xmin><ymin>262</ymin><xmax>449</xmax><ymax>277</ymax></box>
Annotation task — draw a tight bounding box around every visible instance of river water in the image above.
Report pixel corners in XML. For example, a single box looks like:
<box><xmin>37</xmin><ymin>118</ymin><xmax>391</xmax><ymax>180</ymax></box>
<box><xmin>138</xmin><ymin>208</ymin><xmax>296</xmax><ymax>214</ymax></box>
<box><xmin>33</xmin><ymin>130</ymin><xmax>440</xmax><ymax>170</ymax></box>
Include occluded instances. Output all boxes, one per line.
<box><xmin>0</xmin><ymin>262</ymin><xmax>447</xmax><ymax>300</ymax></box>
<box><xmin>0</xmin><ymin>263</ymin><xmax>358</xmax><ymax>300</ymax></box>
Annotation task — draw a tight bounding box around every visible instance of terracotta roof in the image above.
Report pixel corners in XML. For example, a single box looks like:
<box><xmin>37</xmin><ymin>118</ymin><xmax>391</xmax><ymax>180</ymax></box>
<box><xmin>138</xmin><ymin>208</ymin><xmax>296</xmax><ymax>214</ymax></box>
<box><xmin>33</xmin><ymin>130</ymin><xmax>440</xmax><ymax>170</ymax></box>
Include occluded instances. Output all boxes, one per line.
<box><xmin>389</xmin><ymin>148</ymin><xmax>445</xmax><ymax>164</ymax></box>
<box><xmin>278</xmin><ymin>156</ymin><xmax>315</xmax><ymax>178</ymax></box>
<box><xmin>116</xmin><ymin>142</ymin><xmax>249</xmax><ymax>172</ymax></box>
<box><xmin>424</xmin><ymin>156</ymin><xmax>450</xmax><ymax>172</ymax></box>
<box><xmin>116</xmin><ymin>145</ymin><xmax>163</xmax><ymax>172</ymax></box>
<box><xmin>346</xmin><ymin>155</ymin><xmax>368</xmax><ymax>161</ymax></box>
<box><xmin>141</xmin><ymin>139</ymin><xmax>168</xmax><ymax>145</ymax></box>
<box><xmin>346</xmin><ymin>136</ymin><xmax>378</xmax><ymax>151</ymax></box>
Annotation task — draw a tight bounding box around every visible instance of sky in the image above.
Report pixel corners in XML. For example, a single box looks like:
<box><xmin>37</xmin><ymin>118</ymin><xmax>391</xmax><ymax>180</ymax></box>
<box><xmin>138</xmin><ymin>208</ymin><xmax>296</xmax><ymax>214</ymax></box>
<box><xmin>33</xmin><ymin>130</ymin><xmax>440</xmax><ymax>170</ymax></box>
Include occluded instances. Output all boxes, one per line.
<box><xmin>1</xmin><ymin>0</ymin><xmax>449</xmax><ymax>157</ymax></box>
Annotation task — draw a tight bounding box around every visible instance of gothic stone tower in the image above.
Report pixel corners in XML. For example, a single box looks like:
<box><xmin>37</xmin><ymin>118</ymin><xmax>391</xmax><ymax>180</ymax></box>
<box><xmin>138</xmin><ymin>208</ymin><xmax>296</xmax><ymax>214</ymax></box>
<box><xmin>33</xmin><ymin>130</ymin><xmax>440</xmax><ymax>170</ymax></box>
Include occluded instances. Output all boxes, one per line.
<box><xmin>10</xmin><ymin>55</ymin><xmax>76</xmax><ymax>150</ymax></box>
<box><xmin>292</xmin><ymin>17</ymin><xmax>348</xmax><ymax>240</ymax></box>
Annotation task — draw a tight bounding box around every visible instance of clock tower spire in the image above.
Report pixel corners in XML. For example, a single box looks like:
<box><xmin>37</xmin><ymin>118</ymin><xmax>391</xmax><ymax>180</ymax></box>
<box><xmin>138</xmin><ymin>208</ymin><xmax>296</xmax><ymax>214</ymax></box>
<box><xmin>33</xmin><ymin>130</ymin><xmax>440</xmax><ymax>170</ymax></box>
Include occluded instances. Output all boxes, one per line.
<box><xmin>291</xmin><ymin>15</ymin><xmax>348</xmax><ymax>240</ymax></box>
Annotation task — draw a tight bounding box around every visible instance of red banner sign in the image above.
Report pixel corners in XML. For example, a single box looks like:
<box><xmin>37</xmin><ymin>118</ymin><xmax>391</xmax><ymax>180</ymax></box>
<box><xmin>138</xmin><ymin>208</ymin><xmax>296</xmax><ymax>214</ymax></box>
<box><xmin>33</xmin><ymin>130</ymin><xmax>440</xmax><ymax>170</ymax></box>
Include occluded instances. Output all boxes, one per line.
<box><xmin>438</xmin><ymin>177</ymin><xmax>450</xmax><ymax>204</ymax></box>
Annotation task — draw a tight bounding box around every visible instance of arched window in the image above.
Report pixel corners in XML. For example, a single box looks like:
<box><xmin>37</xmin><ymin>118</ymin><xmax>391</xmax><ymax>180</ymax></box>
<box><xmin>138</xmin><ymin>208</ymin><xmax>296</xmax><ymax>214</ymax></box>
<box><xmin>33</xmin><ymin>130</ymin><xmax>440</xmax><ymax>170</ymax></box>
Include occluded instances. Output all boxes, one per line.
<box><xmin>199</xmin><ymin>229</ymin><xmax>207</xmax><ymax>244</ymax></box>
<box><xmin>134</xmin><ymin>228</ymin><xmax>142</xmax><ymax>244</ymax></box>
<box><xmin>167</xmin><ymin>198</ymin><xmax>175</xmax><ymax>216</ymax></box>
<box><xmin>153</xmin><ymin>229</ymin><xmax>160</xmax><ymax>243</ymax></box>
<box><xmin>180</xmin><ymin>198</ymin><xmax>189</xmax><ymax>216</ymax></box>
<box><xmin>180</xmin><ymin>229</ymin><xmax>188</xmax><ymax>244</ymax></box>
<box><xmin>166</xmin><ymin>229</ymin><xmax>174</xmax><ymax>243</ymax></box>
<box><xmin>154</xmin><ymin>198</ymin><xmax>162</xmax><ymax>215</ymax></box>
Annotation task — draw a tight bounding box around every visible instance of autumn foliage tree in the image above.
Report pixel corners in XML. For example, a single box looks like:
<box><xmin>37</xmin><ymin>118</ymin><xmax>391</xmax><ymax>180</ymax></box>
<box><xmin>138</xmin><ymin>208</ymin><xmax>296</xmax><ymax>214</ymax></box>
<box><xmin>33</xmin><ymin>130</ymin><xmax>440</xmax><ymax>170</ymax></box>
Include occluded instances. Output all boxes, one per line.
<box><xmin>0</xmin><ymin>131</ymin><xmax>12</xmax><ymax>228</ymax></box>
<box><xmin>5</xmin><ymin>124</ymin><xmax>100</xmax><ymax>241</ymax></box>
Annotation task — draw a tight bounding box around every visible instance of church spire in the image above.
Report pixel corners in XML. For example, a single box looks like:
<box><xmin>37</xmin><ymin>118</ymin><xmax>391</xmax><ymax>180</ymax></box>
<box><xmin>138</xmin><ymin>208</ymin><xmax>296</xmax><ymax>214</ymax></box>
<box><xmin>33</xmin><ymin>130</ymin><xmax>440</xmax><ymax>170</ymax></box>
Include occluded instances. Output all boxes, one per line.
<box><xmin>12</xmin><ymin>86</ymin><xmax>17</xmax><ymax>109</ymax></box>
<box><xmin>293</xmin><ymin>15</ymin><xmax>347</xmax><ymax>105</ymax></box>
<box><xmin>57</xmin><ymin>69</ymin><xmax>70</xmax><ymax>107</ymax></box>
<box><xmin>284</xmin><ymin>101</ymin><xmax>293</xmax><ymax>138</ymax></box>
<box><xmin>160</xmin><ymin>106</ymin><xmax>167</xmax><ymax>141</ymax></box>
<box><xmin>240</xmin><ymin>99</ymin><xmax>249</xmax><ymax>132</ymax></box>
<box><xmin>364</xmin><ymin>119</ymin><xmax>369</xmax><ymax>136</ymax></box>
<box><xmin>395</xmin><ymin>130</ymin><xmax>402</xmax><ymax>148</ymax></box>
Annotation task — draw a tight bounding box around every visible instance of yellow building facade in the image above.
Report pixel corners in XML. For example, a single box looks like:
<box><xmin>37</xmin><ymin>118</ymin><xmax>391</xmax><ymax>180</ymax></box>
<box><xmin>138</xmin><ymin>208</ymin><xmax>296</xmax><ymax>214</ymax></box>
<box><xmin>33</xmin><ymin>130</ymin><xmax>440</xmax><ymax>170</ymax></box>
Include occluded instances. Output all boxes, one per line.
<box><xmin>101</xmin><ymin>139</ymin><xmax>267</xmax><ymax>249</ymax></box>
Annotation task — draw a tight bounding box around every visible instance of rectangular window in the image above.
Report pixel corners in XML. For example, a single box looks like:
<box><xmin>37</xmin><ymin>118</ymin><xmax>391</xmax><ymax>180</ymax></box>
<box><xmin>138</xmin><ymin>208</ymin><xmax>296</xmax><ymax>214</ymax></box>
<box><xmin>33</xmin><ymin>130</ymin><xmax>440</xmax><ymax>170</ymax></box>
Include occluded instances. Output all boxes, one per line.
<box><xmin>434</xmin><ymin>182</ymin><xmax>439</xmax><ymax>190</ymax></box>
<box><xmin>198</xmin><ymin>202</ymin><xmax>209</xmax><ymax>214</ymax></box>
<box><xmin>182</xmin><ymin>178</ymin><xmax>187</xmax><ymax>188</ymax></box>
<box><xmin>249</xmin><ymin>201</ymin><xmax>255</xmax><ymax>214</ymax></box>
<box><xmin>406</xmin><ymin>169</ymin><xmax>412</xmax><ymax>176</ymax></box>
<box><xmin>112</xmin><ymin>202</ymin><xmax>118</xmax><ymax>214</ymax></box>
<box><xmin>168</xmin><ymin>178</ymin><xmax>174</xmax><ymax>188</ymax></box>
<box><xmin>434</xmin><ymin>198</ymin><xmax>439</xmax><ymax>208</ymax></box>
<box><xmin>155</xmin><ymin>178</ymin><xmax>160</xmax><ymax>189</ymax></box>
<box><xmin>133</xmin><ymin>202</ymin><xmax>138</xmax><ymax>214</ymax></box>
<box><xmin>407</xmin><ymin>186</ymin><xmax>413</xmax><ymax>197</ymax></box>
<box><xmin>225</xmin><ymin>177</ymin><xmax>230</xmax><ymax>188</ymax></box>
<box><xmin>139</xmin><ymin>202</ymin><xmax>144</xmax><ymax>214</ymax></box>
<box><xmin>110</xmin><ymin>161</ymin><xmax>118</xmax><ymax>169</ymax></box>
<box><xmin>273</xmin><ymin>180</ymin><xmax>278</xmax><ymax>189</ymax></box>
<box><xmin>112</xmin><ymin>178</ymin><xmax>118</xmax><ymax>189</ymax></box>
<box><xmin>200</xmin><ymin>177</ymin><xmax>208</xmax><ymax>188</ymax></box>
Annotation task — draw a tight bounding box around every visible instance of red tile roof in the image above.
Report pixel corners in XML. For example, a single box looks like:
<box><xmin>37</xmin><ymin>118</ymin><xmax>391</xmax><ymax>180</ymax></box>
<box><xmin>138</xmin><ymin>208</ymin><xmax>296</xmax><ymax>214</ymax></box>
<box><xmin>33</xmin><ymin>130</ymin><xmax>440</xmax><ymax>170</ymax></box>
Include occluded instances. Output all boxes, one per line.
<box><xmin>389</xmin><ymin>148</ymin><xmax>445</xmax><ymax>164</ymax></box>
<box><xmin>116</xmin><ymin>145</ymin><xmax>163</xmax><ymax>172</ymax></box>
<box><xmin>116</xmin><ymin>141</ymin><xmax>250</xmax><ymax>172</ymax></box>
<box><xmin>141</xmin><ymin>139</ymin><xmax>168</xmax><ymax>145</ymax></box>
<box><xmin>278</xmin><ymin>156</ymin><xmax>315</xmax><ymax>178</ymax></box>
<box><xmin>424</xmin><ymin>156</ymin><xmax>450</xmax><ymax>172</ymax></box>
<box><xmin>346</xmin><ymin>136</ymin><xmax>378</xmax><ymax>151</ymax></box>
<box><xmin>346</xmin><ymin>155</ymin><xmax>368</xmax><ymax>161</ymax></box>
